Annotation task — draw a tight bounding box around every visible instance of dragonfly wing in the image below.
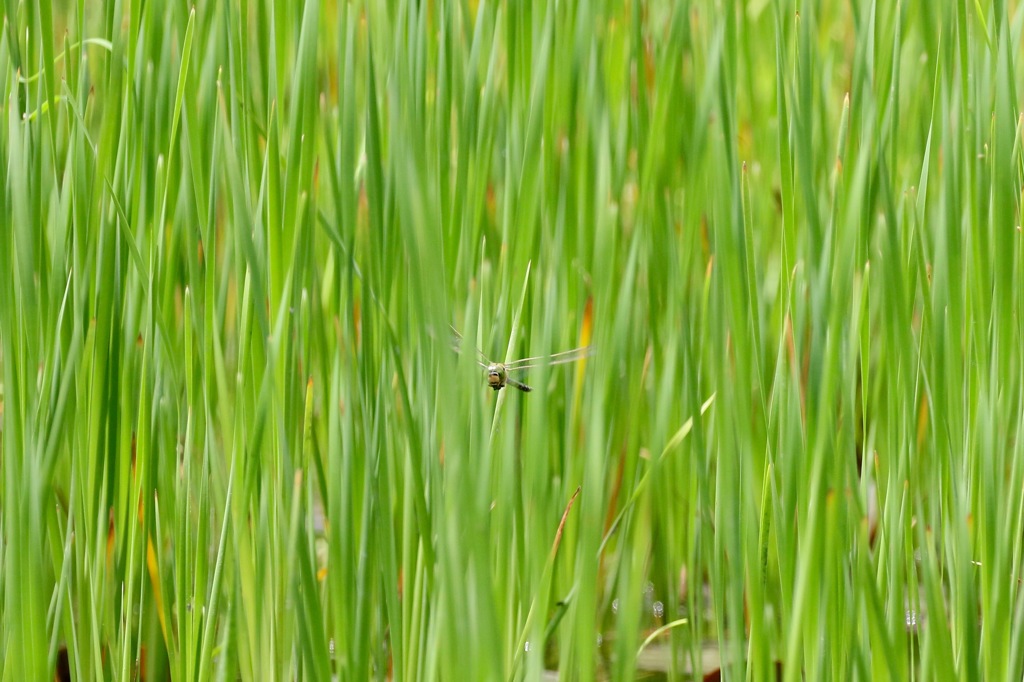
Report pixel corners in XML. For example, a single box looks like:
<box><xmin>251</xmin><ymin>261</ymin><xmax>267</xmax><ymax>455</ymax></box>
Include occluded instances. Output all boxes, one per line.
<box><xmin>450</xmin><ymin>326</ymin><xmax>494</xmax><ymax>366</ymax></box>
<box><xmin>503</xmin><ymin>345</ymin><xmax>593</xmax><ymax>371</ymax></box>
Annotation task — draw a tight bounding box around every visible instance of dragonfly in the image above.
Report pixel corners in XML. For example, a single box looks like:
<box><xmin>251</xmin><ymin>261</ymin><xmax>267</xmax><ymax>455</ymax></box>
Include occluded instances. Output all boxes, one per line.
<box><xmin>450</xmin><ymin>327</ymin><xmax>593</xmax><ymax>393</ymax></box>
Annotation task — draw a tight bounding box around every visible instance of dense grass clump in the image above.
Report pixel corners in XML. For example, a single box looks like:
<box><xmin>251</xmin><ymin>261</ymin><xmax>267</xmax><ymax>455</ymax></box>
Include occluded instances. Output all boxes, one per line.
<box><xmin>3</xmin><ymin>0</ymin><xmax>1024</xmax><ymax>680</ymax></box>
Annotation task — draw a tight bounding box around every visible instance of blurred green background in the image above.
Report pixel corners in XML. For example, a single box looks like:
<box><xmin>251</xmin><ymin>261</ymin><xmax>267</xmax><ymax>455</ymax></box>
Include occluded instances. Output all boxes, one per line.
<box><xmin>2</xmin><ymin>0</ymin><xmax>1024</xmax><ymax>679</ymax></box>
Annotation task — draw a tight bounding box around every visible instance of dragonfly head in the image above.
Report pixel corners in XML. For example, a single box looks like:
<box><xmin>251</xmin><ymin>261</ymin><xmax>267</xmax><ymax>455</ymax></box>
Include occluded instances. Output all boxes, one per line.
<box><xmin>487</xmin><ymin>363</ymin><xmax>506</xmax><ymax>390</ymax></box>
